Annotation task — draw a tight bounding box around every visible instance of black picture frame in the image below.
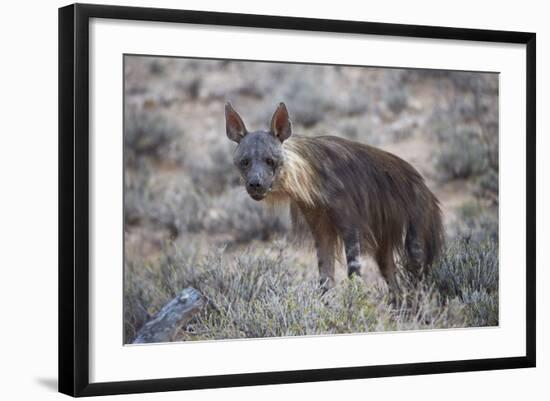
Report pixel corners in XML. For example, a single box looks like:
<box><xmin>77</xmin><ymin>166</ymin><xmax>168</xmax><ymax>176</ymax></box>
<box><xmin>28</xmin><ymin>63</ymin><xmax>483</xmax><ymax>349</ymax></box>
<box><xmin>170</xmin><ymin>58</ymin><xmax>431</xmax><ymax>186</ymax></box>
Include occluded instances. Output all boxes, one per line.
<box><xmin>58</xmin><ymin>3</ymin><xmax>536</xmax><ymax>397</ymax></box>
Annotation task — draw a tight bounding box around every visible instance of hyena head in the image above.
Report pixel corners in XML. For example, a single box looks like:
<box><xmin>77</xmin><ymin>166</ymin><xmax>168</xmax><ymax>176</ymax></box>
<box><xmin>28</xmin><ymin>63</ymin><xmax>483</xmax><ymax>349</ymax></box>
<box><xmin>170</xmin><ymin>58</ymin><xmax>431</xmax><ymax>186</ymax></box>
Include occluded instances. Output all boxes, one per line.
<box><xmin>225</xmin><ymin>102</ymin><xmax>292</xmax><ymax>201</ymax></box>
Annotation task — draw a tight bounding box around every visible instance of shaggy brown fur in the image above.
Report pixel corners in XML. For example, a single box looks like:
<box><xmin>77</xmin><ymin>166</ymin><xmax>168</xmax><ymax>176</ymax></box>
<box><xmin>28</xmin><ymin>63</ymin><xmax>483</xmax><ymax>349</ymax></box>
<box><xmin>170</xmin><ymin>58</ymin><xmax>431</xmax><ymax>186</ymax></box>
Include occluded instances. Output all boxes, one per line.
<box><xmin>225</xmin><ymin>102</ymin><xmax>444</xmax><ymax>293</ymax></box>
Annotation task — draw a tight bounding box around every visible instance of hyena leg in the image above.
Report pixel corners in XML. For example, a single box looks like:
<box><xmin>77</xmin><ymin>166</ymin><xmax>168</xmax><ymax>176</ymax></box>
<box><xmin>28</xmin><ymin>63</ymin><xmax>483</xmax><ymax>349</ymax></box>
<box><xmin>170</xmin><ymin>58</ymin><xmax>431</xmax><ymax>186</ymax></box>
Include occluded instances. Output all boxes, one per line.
<box><xmin>344</xmin><ymin>230</ymin><xmax>362</xmax><ymax>278</ymax></box>
<box><xmin>303</xmin><ymin>210</ymin><xmax>337</xmax><ymax>292</ymax></box>
<box><xmin>315</xmin><ymin>236</ymin><xmax>336</xmax><ymax>293</ymax></box>
<box><xmin>375</xmin><ymin>245</ymin><xmax>400</xmax><ymax>295</ymax></box>
<box><xmin>405</xmin><ymin>224</ymin><xmax>423</xmax><ymax>275</ymax></box>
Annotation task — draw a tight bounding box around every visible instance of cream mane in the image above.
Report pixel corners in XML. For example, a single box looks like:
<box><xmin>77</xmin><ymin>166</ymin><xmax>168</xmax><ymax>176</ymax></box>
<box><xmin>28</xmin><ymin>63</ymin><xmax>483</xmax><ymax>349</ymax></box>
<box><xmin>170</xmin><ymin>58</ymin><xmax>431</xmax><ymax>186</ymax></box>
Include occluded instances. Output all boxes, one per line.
<box><xmin>265</xmin><ymin>137</ymin><xmax>325</xmax><ymax>208</ymax></box>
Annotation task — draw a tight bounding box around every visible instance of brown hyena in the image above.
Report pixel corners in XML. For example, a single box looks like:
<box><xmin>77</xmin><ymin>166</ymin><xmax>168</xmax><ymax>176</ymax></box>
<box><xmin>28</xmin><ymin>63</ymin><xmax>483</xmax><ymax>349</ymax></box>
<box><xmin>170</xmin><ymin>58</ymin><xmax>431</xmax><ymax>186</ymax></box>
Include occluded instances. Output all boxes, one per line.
<box><xmin>225</xmin><ymin>102</ymin><xmax>444</xmax><ymax>294</ymax></box>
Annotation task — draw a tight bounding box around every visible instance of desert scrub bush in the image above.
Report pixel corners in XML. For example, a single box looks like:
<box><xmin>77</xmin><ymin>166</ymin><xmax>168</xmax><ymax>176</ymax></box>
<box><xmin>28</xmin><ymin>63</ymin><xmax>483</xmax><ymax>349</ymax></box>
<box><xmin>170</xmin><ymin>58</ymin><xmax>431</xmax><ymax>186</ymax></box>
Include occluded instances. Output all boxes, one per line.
<box><xmin>385</xmin><ymin>90</ymin><xmax>408</xmax><ymax>115</ymax></box>
<box><xmin>124</xmin><ymin>238</ymin><xmax>204</xmax><ymax>342</ymax></box>
<box><xmin>124</xmin><ymin>236</ymin><xmax>499</xmax><ymax>343</ymax></box>
<box><xmin>376</xmin><ymin>70</ymin><xmax>409</xmax><ymax>115</ymax></box>
<box><xmin>124</xmin><ymin>169</ymin><xmax>206</xmax><ymax>235</ymax></box>
<box><xmin>124</xmin><ymin>106</ymin><xmax>182</xmax><ymax>167</ymax></box>
<box><xmin>125</xmin><ymin>171</ymin><xmax>288</xmax><ymax>245</ymax></box>
<box><xmin>426</xmin><ymin>71</ymin><xmax>498</xmax><ymax>187</ymax></box>
<box><xmin>428</xmin><ymin>240</ymin><xmax>498</xmax><ymax>300</ymax></box>
<box><xmin>422</xmin><ymin>71</ymin><xmax>498</xmax><ymax>180</ymax></box>
<box><xmin>425</xmin><ymin>239</ymin><xmax>498</xmax><ymax>327</ymax></box>
<box><xmin>395</xmin><ymin>238</ymin><xmax>498</xmax><ymax>328</ymax></box>
<box><xmin>475</xmin><ymin>166</ymin><xmax>499</xmax><ymax>206</ymax></box>
<box><xmin>454</xmin><ymin>201</ymin><xmax>498</xmax><ymax>243</ymax></box>
<box><xmin>186</xmin><ymin>141</ymin><xmax>241</xmax><ymax>195</ymax></box>
<box><xmin>277</xmin><ymin>74</ymin><xmax>333</xmax><ymax>127</ymax></box>
<box><xmin>124</xmin><ymin>260</ymin><xmax>155</xmax><ymax>342</ymax></box>
<box><xmin>202</xmin><ymin>188</ymin><xmax>290</xmax><ymax>243</ymax></box>
<box><xmin>435</xmin><ymin>126</ymin><xmax>489</xmax><ymax>180</ymax></box>
<box><xmin>341</xmin><ymin>90</ymin><xmax>370</xmax><ymax>117</ymax></box>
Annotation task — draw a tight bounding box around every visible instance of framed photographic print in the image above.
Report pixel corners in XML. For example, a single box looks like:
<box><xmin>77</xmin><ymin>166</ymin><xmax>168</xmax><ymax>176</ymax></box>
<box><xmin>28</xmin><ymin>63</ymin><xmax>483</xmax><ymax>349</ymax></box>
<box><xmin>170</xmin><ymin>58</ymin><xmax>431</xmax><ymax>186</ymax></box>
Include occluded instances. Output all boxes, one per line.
<box><xmin>58</xmin><ymin>3</ymin><xmax>536</xmax><ymax>397</ymax></box>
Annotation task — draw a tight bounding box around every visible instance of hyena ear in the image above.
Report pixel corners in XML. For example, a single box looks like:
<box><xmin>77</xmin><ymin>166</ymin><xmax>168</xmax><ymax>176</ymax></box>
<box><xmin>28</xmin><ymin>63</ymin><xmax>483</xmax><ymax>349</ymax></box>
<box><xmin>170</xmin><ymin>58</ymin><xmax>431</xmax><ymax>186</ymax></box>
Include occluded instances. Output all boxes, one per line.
<box><xmin>270</xmin><ymin>102</ymin><xmax>292</xmax><ymax>143</ymax></box>
<box><xmin>225</xmin><ymin>102</ymin><xmax>248</xmax><ymax>143</ymax></box>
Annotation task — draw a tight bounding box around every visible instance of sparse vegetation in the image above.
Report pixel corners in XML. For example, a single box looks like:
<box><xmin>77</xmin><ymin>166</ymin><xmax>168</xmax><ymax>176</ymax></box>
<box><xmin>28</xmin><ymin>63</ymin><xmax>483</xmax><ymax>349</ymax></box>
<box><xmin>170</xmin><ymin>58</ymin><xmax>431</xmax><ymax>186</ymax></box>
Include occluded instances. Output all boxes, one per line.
<box><xmin>124</xmin><ymin>106</ymin><xmax>182</xmax><ymax>167</ymax></box>
<box><xmin>123</xmin><ymin>56</ymin><xmax>499</xmax><ymax>343</ymax></box>
<box><xmin>124</xmin><ymin>239</ymin><xmax>498</xmax><ymax>343</ymax></box>
<box><xmin>436</xmin><ymin>126</ymin><xmax>489</xmax><ymax>179</ymax></box>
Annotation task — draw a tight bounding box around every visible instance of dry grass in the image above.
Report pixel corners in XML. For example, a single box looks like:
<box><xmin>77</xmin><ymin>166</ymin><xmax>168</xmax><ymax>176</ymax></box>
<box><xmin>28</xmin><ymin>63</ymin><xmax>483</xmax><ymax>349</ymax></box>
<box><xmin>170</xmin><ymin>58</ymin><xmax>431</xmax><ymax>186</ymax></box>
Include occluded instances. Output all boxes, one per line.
<box><xmin>124</xmin><ymin>238</ymin><xmax>498</xmax><ymax>343</ymax></box>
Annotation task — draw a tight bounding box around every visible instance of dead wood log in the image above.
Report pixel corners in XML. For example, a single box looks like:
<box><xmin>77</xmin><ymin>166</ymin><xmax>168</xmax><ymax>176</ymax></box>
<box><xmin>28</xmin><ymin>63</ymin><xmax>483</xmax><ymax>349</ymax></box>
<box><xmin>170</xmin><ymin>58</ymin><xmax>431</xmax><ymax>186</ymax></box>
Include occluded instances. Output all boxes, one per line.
<box><xmin>132</xmin><ymin>287</ymin><xmax>205</xmax><ymax>344</ymax></box>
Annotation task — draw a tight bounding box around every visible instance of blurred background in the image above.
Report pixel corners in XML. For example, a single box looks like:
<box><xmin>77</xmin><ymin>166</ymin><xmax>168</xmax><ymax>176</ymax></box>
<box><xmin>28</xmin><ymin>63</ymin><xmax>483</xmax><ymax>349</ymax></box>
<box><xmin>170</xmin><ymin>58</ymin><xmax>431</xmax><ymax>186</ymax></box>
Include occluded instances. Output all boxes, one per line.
<box><xmin>124</xmin><ymin>56</ymin><xmax>499</xmax><ymax>343</ymax></box>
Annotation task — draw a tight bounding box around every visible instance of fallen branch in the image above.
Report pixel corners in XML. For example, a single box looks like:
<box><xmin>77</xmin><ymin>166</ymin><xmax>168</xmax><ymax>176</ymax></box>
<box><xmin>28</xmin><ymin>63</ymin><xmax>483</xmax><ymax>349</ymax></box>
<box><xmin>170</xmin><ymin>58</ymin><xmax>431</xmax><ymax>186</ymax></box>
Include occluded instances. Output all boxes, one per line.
<box><xmin>132</xmin><ymin>287</ymin><xmax>205</xmax><ymax>344</ymax></box>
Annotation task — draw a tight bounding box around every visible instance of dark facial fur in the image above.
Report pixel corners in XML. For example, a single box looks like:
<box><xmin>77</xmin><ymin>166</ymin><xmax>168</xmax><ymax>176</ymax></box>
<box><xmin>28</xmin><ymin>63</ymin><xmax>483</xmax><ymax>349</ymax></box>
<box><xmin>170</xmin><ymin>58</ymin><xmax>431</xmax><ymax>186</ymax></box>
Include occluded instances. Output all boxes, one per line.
<box><xmin>225</xmin><ymin>102</ymin><xmax>291</xmax><ymax>201</ymax></box>
<box><xmin>233</xmin><ymin>131</ymin><xmax>284</xmax><ymax>200</ymax></box>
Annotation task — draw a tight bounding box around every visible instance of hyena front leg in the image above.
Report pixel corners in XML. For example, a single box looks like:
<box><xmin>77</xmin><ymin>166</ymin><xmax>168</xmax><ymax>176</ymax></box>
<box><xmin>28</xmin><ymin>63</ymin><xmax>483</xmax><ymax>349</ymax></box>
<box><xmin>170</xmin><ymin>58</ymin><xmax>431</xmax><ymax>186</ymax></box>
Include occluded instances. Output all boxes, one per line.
<box><xmin>343</xmin><ymin>230</ymin><xmax>362</xmax><ymax>278</ymax></box>
<box><xmin>302</xmin><ymin>209</ymin><xmax>336</xmax><ymax>293</ymax></box>
<box><xmin>315</xmin><ymin>235</ymin><xmax>336</xmax><ymax>293</ymax></box>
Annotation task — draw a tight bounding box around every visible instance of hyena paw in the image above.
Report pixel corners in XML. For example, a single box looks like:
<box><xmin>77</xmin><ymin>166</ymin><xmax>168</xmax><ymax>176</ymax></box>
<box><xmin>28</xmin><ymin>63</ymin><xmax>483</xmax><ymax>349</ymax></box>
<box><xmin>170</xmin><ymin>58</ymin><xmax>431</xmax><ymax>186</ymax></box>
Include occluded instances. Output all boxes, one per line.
<box><xmin>347</xmin><ymin>267</ymin><xmax>362</xmax><ymax>278</ymax></box>
<box><xmin>319</xmin><ymin>277</ymin><xmax>334</xmax><ymax>295</ymax></box>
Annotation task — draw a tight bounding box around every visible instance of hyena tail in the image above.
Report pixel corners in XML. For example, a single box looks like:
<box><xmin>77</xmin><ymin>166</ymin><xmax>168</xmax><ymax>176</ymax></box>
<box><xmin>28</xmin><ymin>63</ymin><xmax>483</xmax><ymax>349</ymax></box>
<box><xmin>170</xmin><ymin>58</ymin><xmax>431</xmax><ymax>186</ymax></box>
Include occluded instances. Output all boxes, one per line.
<box><xmin>404</xmin><ymin>204</ymin><xmax>445</xmax><ymax>275</ymax></box>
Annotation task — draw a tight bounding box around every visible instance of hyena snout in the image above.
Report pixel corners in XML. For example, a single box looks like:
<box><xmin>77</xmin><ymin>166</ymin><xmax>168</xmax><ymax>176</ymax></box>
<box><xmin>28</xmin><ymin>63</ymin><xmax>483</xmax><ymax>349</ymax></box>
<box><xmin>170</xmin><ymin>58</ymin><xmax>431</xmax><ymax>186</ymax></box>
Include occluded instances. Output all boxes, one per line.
<box><xmin>246</xmin><ymin>178</ymin><xmax>270</xmax><ymax>201</ymax></box>
<box><xmin>246</xmin><ymin>178</ymin><xmax>262</xmax><ymax>190</ymax></box>
<box><xmin>245</xmin><ymin>170</ymin><xmax>273</xmax><ymax>200</ymax></box>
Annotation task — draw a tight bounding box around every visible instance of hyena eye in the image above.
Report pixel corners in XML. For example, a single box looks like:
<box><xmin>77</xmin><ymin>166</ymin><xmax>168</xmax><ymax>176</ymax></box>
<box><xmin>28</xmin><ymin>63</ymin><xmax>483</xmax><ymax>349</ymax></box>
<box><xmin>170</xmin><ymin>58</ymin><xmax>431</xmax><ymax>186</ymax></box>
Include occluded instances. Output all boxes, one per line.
<box><xmin>240</xmin><ymin>159</ymin><xmax>250</xmax><ymax>168</ymax></box>
<box><xmin>265</xmin><ymin>158</ymin><xmax>274</xmax><ymax>167</ymax></box>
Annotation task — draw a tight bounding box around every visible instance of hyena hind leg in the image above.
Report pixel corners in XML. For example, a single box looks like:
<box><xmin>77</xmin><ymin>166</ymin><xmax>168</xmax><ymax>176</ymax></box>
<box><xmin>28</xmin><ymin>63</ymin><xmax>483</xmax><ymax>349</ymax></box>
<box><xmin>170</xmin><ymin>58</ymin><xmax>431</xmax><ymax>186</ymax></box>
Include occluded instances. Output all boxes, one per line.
<box><xmin>375</xmin><ymin>244</ymin><xmax>400</xmax><ymax>296</ymax></box>
<box><xmin>405</xmin><ymin>224</ymin><xmax>424</xmax><ymax>276</ymax></box>
<box><xmin>344</xmin><ymin>230</ymin><xmax>362</xmax><ymax>278</ymax></box>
